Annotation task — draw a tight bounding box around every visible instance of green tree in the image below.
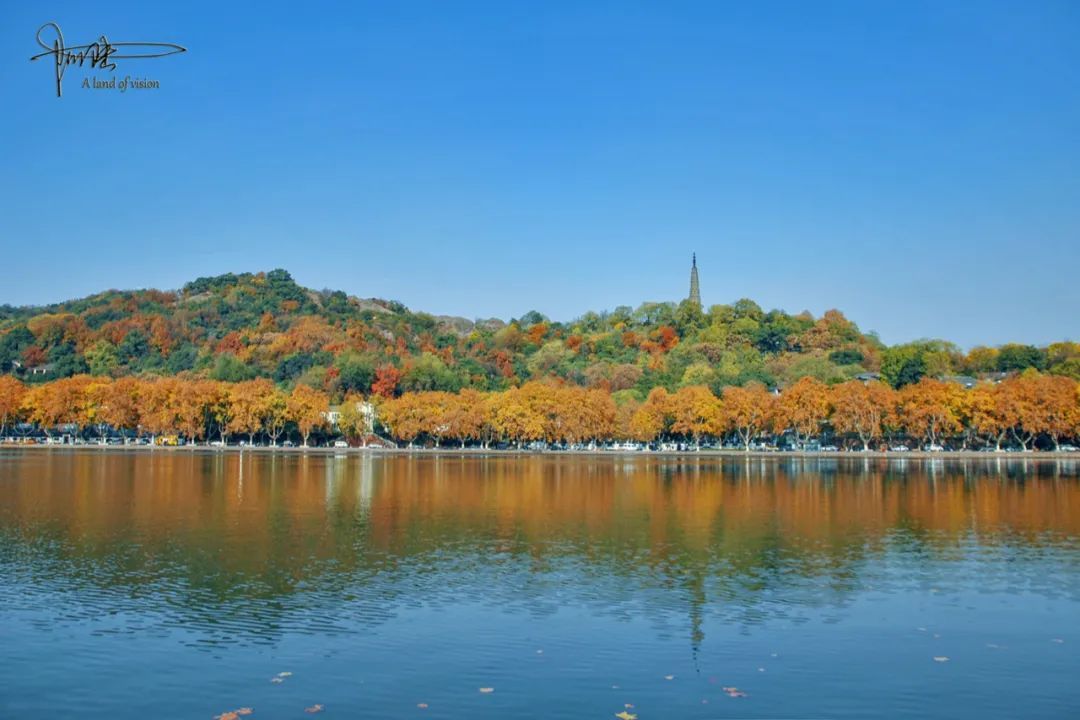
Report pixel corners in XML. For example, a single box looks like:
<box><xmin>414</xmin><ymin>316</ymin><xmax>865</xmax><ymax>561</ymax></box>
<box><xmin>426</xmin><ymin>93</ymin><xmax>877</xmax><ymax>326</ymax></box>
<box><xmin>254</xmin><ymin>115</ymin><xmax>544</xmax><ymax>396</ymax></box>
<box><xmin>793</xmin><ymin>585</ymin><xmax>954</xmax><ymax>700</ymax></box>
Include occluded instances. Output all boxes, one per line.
<box><xmin>85</xmin><ymin>340</ymin><xmax>119</xmax><ymax>376</ymax></box>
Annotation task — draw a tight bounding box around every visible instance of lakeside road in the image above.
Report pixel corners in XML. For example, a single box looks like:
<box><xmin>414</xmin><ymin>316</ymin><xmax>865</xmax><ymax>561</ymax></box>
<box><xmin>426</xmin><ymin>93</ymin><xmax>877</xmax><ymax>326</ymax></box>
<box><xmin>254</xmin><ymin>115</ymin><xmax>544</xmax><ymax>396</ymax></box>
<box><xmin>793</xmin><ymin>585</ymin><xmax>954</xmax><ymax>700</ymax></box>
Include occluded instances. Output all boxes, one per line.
<box><xmin>3</xmin><ymin>443</ymin><xmax>1079</xmax><ymax>462</ymax></box>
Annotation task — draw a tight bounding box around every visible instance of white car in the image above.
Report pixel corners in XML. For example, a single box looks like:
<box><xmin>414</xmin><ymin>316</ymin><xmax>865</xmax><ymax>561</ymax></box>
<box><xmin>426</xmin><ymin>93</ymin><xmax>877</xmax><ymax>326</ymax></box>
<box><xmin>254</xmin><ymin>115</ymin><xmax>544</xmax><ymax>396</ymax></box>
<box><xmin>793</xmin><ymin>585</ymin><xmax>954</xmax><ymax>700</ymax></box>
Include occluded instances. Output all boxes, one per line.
<box><xmin>334</xmin><ymin>440</ymin><xmax>349</xmax><ymax>448</ymax></box>
<box><xmin>890</xmin><ymin>445</ymin><xmax>910</xmax><ymax>452</ymax></box>
<box><xmin>924</xmin><ymin>444</ymin><xmax>945</xmax><ymax>452</ymax></box>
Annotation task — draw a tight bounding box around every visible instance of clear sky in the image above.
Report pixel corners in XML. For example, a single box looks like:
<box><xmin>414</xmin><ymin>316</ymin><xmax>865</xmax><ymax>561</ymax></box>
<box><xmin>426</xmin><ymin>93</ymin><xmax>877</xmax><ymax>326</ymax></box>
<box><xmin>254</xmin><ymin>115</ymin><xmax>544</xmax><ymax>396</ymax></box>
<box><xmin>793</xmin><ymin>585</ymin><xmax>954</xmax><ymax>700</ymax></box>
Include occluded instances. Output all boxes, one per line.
<box><xmin>3</xmin><ymin>0</ymin><xmax>1078</xmax><ymax>347</ymax></box>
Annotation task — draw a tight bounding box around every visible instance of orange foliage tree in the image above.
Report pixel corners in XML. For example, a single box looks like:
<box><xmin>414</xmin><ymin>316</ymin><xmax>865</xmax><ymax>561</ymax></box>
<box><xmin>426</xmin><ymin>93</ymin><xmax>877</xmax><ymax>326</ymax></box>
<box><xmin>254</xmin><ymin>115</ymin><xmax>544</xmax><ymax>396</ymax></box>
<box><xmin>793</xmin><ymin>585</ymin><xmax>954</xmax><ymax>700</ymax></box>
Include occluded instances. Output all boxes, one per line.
<box><xmin>0</xmin><ymin>376</ymin><xmax>28</xmax><ymax>436</ymax></box>
<box><xmin>287</xmin><ymin>384</ymin><xmax>329</xmax><ymax>447</ymax></box>
<box><xmin>829</xmin><ymin>380</ymin><xmax>894</xmax><ymax>451</ymax></box>
<box><xmin>721</xmin><ymin>382</ymin><xmax>774</xmax><ymax>451</ymax></box>
<box><xmin>774</xmin><ymin>377</ymin><xmax>829</xmax><ymax>447</ymax></box>
<box><xmin>896</xmin><ymin>378</ymin><xmax>964</xmax><ymax>446</ymax></box>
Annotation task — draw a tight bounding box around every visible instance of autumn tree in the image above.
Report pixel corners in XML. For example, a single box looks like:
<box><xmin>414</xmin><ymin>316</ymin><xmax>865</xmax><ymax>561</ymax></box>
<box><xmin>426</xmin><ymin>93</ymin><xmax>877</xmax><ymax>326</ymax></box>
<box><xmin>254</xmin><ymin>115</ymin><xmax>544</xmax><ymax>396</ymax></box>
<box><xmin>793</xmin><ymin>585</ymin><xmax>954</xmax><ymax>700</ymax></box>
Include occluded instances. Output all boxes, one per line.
<box><xmin>896</xmin><ymin>378</ymin><xmax>963</xmax><ymax>446</ymax></box>
<box><xmin>829</xmin><ymin>380</ymin><xmax>893</xmax><ymax>451</ymax></box>
<box><xmin>721</xmin><ymin>382</ymin><xmax>774</xmax><ymax>451</ymax></box>
<box><xmin>774</xmin><ymin>377</ymin><xmax>830</xmax><ymax>447</ymax></box>
<box><xmin>630</xmin><ymin>387</ymin><xmax>670</xmax><ymax>442</ymax></box>
<box><xmin>669</xmin><ymin>385</ymin><xmax>721</xmax><ymax>445</ymax></box>
<box><xmin>262</xmin><ymin>387</ymin><xmax>289</xmax><ymax>446</ymax></box>
<box><xmin>0</xmin><ymin>376</ymin><xmax>28</xmax><ymax>437</ymax></box>
<box><xmin>175</xmin><ymin>379</ymin><xmax>216</xmax><ymax>445</ymax></box>
<box><xmin>140</xmin><ymin>377</ymin><xmax>182</xmax><ymax>440</ymax></box>
<box><xmin>371</xmin><ymin>365</ymin><xmax>402</xmax><ymax>398</ymax></box>
<box><xmin>1035</xmin><ymin>375</ymin><xmax>1079</xmax><ymax>451</ymax></box>
<box><xmin>23</xmin><ymin>375</ymin><xmax>93</xmax><ymax>437</ymax></box>
<box><xmin>444</xmin><ymin>388</ymin><xmax>488</xmax><ymax>448</ymax></box>
<box><xmin>287</xmin><ymin>384</ymin><xmax>329</xmax><ymax>447</ymax></box>
<box><xmin>227</xmin><ymin>378</ymin><xmax>274</xmax><ymax>445</ymax></box>
<box><xmin>960</xmin><ymin>383</ymin><xmax>1008</xmax><ymax>450</ymax></box>
<box><xmin>337</xmin><ymin>394</ymin><xmax>369</xmax><ymax>445</ymax></box>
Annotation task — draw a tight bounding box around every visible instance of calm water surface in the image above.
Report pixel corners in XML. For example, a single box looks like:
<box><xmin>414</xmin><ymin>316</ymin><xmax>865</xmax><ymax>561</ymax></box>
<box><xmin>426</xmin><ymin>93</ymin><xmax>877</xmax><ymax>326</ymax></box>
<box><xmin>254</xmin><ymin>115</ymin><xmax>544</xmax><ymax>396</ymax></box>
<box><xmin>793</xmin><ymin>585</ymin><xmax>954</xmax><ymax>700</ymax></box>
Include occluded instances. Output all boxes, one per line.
<box><xmin>1</xmin><ymin>449</ymin><xmax>1078</xmax><ymax>719</ymax></box>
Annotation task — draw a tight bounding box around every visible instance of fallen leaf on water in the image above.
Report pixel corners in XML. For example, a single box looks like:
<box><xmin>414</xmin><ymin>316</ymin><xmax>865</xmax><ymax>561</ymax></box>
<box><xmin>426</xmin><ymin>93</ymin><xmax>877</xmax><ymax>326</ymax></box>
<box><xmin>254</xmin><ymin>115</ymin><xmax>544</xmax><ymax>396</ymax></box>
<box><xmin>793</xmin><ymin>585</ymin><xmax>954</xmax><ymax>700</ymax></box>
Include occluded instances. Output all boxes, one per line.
<box><xmin>214</xmin><ymin>713</ymin><xmax>239</xmax><ymax>720</ymax></box>
<box><xmin>479</xmin><ymin>687</ymin><xmax>494</xmax><ymax>694</ymax></box>
<box><xmin>701</xmin><ymin>699</ymin><xmax>709</xmax><ymax>705</ymax></box>
<box><xmin>237</xmin><ymin>710</ymin><xmax>253</xmax><ymax>717</ymax></box>
<box><xmin>270</xmin><ymin>678</ymin><xmax>284</xmax><ymax>684</ymax></box>
<box><xmin>304</xmin><ymin>704</ymin><xmax>324</xmax><ymax>714</ymax></box>
<box><xmin>722</xmin><ymin>686</ymin><xmax>748</xmax><ymax>698</ymax></box>
<box><xmin>277</xmin><ymin>672</ymin><xmax>293</xmax><ymax>678</ymax></box>
<box><xmin>417</xmin><ymin>703</ymin><xmax>429</xmax><ymax>709</ymax></box>
<box><xmin>611</xmin><ymin>685</ymin><xmax>620</xmax><ymax>690</ymax></box>
<box><xmin>916</xmin><ymin>627</ymin><xmax>927</xmax><ymax>632</ymax></box>
<box><xmin>664</xmin><ymin>674</ymin><xmax>675</xmax><ymax>680</ymax></box>
<box><xmin>933</xmin><ymin>656</ymin><xmax>949</xmax><ymax>663</ymax></box>
<box><xmin>758</xmin><ymin>667</ymin><xmax>765</xmax><ymax>672</ymax></box>
<box><xmin>932</xmin><ymin>634</ymin><xmax>941</xmax><ymax>639</ymax></box>
<box><xmin>1051</xmin><ymin>638</ymin><xmax>1064</xmax><ymax>644</ymax></box>
<box><xmin>536</xmin><ymin>650</ymin><xmax>543</xmax><ymax>655</ymax></box>
<box><xmin>615</xmin><ymin>712</ymin><xmax>637</xmax><ymax>720</ymax></box>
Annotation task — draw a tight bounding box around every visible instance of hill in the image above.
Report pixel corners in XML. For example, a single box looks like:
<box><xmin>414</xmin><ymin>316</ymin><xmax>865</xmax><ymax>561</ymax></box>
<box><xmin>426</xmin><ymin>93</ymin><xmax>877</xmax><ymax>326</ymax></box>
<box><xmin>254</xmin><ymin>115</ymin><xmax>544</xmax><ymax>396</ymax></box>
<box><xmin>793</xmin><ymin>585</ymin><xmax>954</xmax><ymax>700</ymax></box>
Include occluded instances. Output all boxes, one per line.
<box><xmin>0</xmin><ymin>269</ymin><xmax>1077</xmax><ymax>401</ymax></box>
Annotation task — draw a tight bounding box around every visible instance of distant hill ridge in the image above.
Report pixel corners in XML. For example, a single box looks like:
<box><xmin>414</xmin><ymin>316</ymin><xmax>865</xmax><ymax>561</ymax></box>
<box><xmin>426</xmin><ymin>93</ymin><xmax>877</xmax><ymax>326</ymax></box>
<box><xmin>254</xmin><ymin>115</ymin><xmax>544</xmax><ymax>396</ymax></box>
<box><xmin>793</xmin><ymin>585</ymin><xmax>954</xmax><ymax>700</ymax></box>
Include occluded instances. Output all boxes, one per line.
<box><xmin>0</xmin><ymin>269</ymin><xmax>1076</xmax><ymax>399</ymax></box>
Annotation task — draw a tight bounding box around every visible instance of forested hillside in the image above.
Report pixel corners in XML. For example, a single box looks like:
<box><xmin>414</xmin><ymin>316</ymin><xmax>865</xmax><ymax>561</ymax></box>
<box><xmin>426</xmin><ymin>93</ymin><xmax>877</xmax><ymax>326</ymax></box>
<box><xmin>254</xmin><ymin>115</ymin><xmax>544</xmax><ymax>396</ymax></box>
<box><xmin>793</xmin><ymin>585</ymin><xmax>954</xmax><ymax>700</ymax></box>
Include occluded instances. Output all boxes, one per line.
<box><xmin>1</xmin><ymin>269</ymin><xmax>1077</xmax><ymax>401</ymax></box>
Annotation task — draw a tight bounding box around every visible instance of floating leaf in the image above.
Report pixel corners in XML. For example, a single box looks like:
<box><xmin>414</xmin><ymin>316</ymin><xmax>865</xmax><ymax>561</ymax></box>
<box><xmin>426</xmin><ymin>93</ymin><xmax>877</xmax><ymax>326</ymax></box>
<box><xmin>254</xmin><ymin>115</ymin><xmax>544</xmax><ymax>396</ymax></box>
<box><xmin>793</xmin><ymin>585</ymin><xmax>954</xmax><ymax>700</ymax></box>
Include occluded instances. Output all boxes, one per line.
<box><xmin>277</xmin><ymin>672</ymin><xmax>293</xmax><ymax>678</ymax></box>
<box><xmin>1051</xmin><ymin>638</ymin><xmax>1064</xmax><ymax>644</ymax></box>
<box><xmin>304</xmin><ymin>704</ymin><xmax>324</xmax><ymax>714</ymax></box>
<box><xmin>933</xmin><ymin>656</ymin><xmax>949</xmax><ymax>663</ymax></box>
<box><xmin>479</xmin><ymin>687</ymin><xmax>494</xmax><ymax>694</ymax></box>
<box><xmin>417</xmin><ymin>703</ymin><xmax>429</xmax><ymax>709</ymax></box>
<box><xmin>722</xmin><ymin>686</ymin><xmax>748</xmax><ymax>698</ymax></box>
<box><xmin>237</xmin><ymin>710</ymin><xmax>253</xmax><ymax>717</ymax></box>
<box><xmin>214</xmin><ymin>713</ymin><xmax>239</xmax><ymax>720</ymax></box>
<box><xmin>664</xmin><ymin>674</ymin><xmax>674</xmax><ymax>680</ymax></box>
<box><xmin>615</xmin><ymin>712</ymin><xmax>637</xmax><ymax>720</ymax></box>
<box><xmin>624</xmin><ymin>703</ymin><xmax>634</xmax><ymax>709</ymax></box>
<box><xmin>270</xmin><ymin>678</ymin><xmax>284</xmax><ymax>684</ymax></box>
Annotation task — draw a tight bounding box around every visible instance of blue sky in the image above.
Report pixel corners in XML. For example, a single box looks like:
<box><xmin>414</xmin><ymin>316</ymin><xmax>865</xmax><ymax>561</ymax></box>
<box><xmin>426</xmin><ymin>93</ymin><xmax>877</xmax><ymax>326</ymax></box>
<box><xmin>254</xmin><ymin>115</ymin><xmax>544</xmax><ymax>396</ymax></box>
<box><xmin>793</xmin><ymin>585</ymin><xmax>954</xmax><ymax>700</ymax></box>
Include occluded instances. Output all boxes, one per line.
<box><xmin>2</xmin><ymin>0</ymin><xmax>1078</xmax><ymax>347</ymax></box>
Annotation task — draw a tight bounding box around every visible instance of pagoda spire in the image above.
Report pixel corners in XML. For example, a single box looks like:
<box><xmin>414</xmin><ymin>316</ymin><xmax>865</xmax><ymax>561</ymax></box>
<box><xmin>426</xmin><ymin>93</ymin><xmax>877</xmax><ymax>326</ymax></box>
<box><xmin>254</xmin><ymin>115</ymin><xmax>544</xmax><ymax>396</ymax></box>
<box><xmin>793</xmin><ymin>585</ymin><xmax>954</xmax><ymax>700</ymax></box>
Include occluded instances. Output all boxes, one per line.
<box><xmin>688</xmin><ymin>253</ymin><xmax>701</xmax><ymax>306</ymax></box>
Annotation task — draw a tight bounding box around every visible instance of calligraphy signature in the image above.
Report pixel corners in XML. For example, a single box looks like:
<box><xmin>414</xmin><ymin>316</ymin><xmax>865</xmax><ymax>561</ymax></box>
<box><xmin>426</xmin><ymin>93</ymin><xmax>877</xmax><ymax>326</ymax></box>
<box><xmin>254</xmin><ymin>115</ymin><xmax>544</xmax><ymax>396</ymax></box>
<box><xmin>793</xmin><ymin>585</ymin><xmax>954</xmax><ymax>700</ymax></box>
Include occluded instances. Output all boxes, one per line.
<box><xmin>29</xmin><ymin>22</ymin><xmax>186</xmax><ymax>97</ymax></box>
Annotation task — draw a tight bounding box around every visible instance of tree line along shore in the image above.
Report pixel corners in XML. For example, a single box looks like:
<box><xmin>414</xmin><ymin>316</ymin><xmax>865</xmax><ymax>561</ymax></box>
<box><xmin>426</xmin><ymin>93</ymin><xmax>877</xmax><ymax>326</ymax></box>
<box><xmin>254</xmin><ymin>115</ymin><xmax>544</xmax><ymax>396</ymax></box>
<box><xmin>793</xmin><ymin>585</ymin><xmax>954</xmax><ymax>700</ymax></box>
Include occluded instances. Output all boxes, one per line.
<box><xmin>1</xmin><ymin>371</ymin><xmax>1077</xmax><ymax>452</ymax></box>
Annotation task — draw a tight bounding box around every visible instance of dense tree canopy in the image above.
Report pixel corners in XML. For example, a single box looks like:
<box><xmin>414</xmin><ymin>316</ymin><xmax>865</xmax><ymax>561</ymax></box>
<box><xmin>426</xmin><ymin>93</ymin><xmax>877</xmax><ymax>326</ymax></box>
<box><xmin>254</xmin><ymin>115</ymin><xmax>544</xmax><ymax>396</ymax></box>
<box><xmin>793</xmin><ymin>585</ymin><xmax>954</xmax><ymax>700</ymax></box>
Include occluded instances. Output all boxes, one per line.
<box><xmin>0</xmin><ymin>270</ymin><xmax>1075</xmax><ymax>407</ymax></box>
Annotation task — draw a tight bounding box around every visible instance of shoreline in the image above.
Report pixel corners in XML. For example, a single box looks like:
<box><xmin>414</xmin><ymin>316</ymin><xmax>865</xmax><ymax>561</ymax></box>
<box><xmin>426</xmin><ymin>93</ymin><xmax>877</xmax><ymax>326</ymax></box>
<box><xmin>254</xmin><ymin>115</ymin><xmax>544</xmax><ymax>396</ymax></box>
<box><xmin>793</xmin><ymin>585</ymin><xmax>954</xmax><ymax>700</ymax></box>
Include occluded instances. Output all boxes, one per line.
<box><xmin>3</xmin><ymin>443</ymin><xmax>1078</xmax><ymax>461</ymax></box>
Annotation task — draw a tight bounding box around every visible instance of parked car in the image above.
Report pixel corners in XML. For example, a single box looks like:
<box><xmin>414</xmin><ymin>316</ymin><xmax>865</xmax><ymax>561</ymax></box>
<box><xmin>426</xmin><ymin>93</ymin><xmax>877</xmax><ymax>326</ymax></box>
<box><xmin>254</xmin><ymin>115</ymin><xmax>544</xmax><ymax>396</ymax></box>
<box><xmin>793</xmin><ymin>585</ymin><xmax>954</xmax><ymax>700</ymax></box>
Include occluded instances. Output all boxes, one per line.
<box><xmin>890</xmin><ymin>445</ymin><xmax>910</xmax><ymax>452</ymax></box>
<box><xmin>1058</xmin><ymin>444</ymin><xmax>1079</xmax><ymax>452</ymax></box>
<box><xmin>820</xmin><ymin>445</ymin><xmax>839</xmax><ymax>452</ymax></box>
<box><xmin>333</xmin><ymin>440</ymin><xmax>349</xmax><ymax>448</ymax></box>
<box><xmin>924</xmin><ymin>444</ymin><xmax>945</xmax><ymax>452</ymax></box>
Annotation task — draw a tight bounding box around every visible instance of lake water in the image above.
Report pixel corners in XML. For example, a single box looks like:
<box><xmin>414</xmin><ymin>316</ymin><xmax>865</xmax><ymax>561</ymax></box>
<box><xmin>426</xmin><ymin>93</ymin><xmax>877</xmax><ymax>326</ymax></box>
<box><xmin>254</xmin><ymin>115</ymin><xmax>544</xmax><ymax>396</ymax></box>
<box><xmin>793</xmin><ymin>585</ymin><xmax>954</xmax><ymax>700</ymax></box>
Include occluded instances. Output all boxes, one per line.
<box><xmin>1</xmin><ymin>449</ymin><xmax>1077</xmax><ymax>719</ymax></box>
